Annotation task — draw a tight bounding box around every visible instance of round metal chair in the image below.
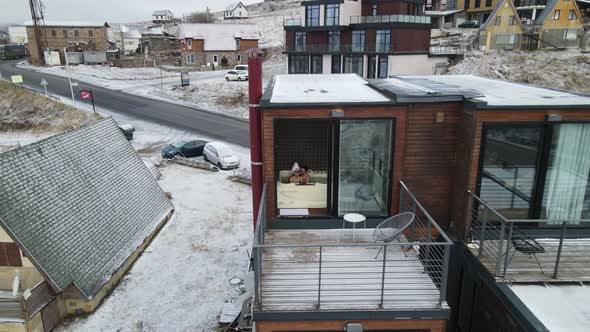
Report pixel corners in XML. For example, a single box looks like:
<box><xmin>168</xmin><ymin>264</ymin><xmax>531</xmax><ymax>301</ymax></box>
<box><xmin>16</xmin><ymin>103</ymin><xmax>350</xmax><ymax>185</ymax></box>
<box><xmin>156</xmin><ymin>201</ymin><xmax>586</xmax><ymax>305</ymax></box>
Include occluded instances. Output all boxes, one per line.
<box><xmin>372</xmin><ymin>212</ymin><xmax>415</xmax><ymax>259</ymax></box>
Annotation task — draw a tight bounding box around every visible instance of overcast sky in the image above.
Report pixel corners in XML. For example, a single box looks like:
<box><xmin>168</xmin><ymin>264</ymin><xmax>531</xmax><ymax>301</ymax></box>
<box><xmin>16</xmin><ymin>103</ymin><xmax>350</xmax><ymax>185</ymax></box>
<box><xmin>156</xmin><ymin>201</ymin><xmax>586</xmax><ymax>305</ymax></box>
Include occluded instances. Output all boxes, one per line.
<box><xmin>1</xmin><ymin>0</ymin><xmax>256</xmax><ymax>25</ymax></box>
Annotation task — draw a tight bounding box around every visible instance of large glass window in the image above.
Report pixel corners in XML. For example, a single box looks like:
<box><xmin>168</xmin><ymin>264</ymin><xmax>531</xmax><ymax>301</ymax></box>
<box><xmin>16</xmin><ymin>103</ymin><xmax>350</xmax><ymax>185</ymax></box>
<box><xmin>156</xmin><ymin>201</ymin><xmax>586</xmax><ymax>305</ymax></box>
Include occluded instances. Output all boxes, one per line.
<box><xmin>295</xmin><ymin>32</ymin><xmax>306</xmax><ymax>52</ymax></box>
<box><xmin>376</xmin><ymin>30</ymin><xmax>391</xmax><ymax>52</ymax></box>
<box><xmin>311</xmin><ymin>55</ymin><xmax>323</xmax><ymax>74</ymax></box>
<box><xmin>479</xmin><ymin>127</ymin><xmax>542</xmax><ymax>219</ymax></box>
<box><xmin>306</xmin><ymin>5</ymin><xmax>320</xmax><ymax>26</ymax></box>
<box><xmin>331</xmin><ymin>55</ymin><xmax>341</xmax><ymax>73</ymax></box>
<box><xmin>378</xmin><ymin>56</ymin><xmax>388</xmax><ymax>78</ymax></box>
<box><xmin>338</xmin><ymin>119</ymin><xmax>394</xmax><ymax>216</ymax></box>
<box><xmin>479</xmin><ymin>123</ymin><xmax>590</xmax><ymax>223</ymax></box>
<box><xmin>328</xmin><ymin>31</ymin><xmax>340</xmax><ymax>52</ymax></box>
<box><xmin>367</xmin><ymin>55</ymin><xmax>377</xmax><ymax>79</ymax></box>
<box><xmin>343</xmin><ymin>55</ymin><xmax>363</xmax><ymax>76</ymax></box>
<box><xmin>542</xmin><ymin>124</ymin><xmax>590</xmax><ymax>221</ymax></box>
<box><xmin>288</xmin><ymin>55</ymin><xmax>309</xmax><ymax>74</ymax></box>
<box><xmin>325</xmin><ymin>4</ymin><xmax>340</xmax><ymax>26</ymax></box>
<box><xmin>352</xmin><ymin>31</ymin><xmax>365</xmax><ymax>52</ymax></box>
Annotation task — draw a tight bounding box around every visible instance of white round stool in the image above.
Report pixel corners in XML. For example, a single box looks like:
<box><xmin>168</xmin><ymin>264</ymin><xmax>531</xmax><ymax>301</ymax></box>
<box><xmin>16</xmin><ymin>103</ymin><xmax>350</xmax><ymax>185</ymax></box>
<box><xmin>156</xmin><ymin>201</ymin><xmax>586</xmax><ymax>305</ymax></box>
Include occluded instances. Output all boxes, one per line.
<box><xmin>344</xmin><ymin>213</ymin><xmax>366</xmax><ymax>243</ymax></box>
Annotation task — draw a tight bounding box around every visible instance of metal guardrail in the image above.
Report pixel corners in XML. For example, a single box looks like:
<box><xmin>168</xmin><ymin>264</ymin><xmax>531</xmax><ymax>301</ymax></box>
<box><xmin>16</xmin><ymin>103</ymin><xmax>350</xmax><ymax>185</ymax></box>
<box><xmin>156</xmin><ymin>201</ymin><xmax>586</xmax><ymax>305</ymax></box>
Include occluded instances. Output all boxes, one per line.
<box><xmin>284</xmin><ymin>18</ymin><xmax>302</xmax><ymax>27</ymax></box>
<box><xmin>350</xmin><ymin>15</ymin><xmax>431</xmax><ymax>25</ymax></box>
<box><xmin>513</xmin><ymin>0</ymin><xmax>547</xmax><ymax>7</ymax></box>
<box><xmin>252</xmin><ymin>182</ymin><xmax>452</xmax><ymax>311</ymax></box>
<box><xmin>466</xmin><ymin>191</ymin><xmax>590</xmax><ymax>280</ymax></box>
<box><xmin>429</xmin><ymin>45</ymin><xmax>465</xmax><ymax>55</ymax></box>
<box><xmin>285</xmin><ymin>43</ymin><xmax>393</xmax><ymax>53</ymax></box>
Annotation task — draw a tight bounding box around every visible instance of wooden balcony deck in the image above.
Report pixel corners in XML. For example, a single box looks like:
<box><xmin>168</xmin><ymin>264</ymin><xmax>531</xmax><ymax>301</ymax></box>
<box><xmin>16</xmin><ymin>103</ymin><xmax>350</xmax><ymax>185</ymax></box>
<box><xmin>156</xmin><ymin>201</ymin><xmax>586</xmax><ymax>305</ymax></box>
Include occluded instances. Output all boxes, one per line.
<box><xmin>259</xmin><ymin>229</ymin><xmax>447</xmax><ymax>312</ymax></box>
<box><xmin>467</xmin><ymin>238</ymin><xmax>590</xmax><ymax>283</ymax></box>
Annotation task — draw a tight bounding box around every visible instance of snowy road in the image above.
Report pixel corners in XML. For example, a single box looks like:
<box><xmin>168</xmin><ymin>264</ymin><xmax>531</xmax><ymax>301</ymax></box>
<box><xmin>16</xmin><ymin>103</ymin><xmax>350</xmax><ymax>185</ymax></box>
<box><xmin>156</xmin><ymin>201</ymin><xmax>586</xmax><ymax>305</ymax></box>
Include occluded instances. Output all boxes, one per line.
<box><xmin>0</xmin><ymin>59</ymin><xmax>250</xmax><ymax>147</ymax></box>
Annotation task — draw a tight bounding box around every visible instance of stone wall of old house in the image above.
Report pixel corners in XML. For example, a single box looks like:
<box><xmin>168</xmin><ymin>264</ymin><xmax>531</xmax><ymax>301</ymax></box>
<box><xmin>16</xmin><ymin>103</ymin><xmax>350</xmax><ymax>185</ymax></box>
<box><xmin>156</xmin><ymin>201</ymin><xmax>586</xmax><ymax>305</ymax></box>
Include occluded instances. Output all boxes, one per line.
<box><xmin>180</xmin><ymin>50</ymin><xmax>250</xmax><ymax>67</ymax></box>
<box><xmin>26</xmin><ymin>26</ymin><xmax>109</xmax><ymax>64</ymax></box>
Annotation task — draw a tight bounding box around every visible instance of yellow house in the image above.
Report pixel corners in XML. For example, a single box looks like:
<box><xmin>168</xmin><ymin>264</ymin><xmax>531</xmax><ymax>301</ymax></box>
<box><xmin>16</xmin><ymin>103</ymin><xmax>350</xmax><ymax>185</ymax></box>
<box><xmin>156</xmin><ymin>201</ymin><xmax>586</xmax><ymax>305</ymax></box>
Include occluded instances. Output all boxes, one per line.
<box><xmin>0</xmin><ymin>119</ymin><xmax>174</xmax><ymax>331</ymax></box>
<box><xmin>535</xmin><ymin>0</ymin><xmax>584</xmax><ymax>48</ymax></box>
<box><xmin>479</xmin><ymin>0</ymin><xmax>525</xmax><ymax>51</ymax></box>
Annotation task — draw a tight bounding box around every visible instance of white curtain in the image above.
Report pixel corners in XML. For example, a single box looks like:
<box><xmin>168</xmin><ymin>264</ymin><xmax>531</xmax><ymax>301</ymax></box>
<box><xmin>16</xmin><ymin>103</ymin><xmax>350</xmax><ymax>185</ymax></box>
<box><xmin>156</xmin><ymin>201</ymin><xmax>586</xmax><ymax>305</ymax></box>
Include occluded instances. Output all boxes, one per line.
<box><xmin>544</xmin><ymin>124</ymin><xmax>590</xmax><ymax>223</ymax></box>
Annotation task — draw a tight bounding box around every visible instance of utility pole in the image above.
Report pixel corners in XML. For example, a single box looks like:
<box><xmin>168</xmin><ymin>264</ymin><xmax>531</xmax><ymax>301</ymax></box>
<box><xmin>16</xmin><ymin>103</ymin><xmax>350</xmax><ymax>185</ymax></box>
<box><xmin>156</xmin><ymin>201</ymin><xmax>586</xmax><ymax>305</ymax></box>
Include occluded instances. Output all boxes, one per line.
<box><xmin>206</xmin><ymin>7</ymin><xmax>210</xmax><ymax>23</ymax></box>
<box><xmin>28</xmin><ymin>0</ymin><xmax>47</xmax><ymax>65</ymax></box>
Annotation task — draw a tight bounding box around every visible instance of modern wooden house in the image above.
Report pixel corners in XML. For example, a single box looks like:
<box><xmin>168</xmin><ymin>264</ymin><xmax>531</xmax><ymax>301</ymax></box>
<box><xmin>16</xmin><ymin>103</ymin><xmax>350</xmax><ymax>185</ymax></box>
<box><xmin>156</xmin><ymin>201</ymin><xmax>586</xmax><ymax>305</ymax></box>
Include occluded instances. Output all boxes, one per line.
<box><xmin>534</xmin><ymin>0</ymin><xmax>584</xmax><ymax>48</ymax></box>
<box><xmin>0</xmin><ymin>119</ymin><xmax>173</xmax><ymax>332</ymax></box>
<box><xmin>251</xmin><ymin>73</ymin><xmax>590</xmax><ymax>331</ymax></box>
<box><xmin>478</xmin><ymin>0</ymin><xmax>524</xmax><ymax>51</ymax></box>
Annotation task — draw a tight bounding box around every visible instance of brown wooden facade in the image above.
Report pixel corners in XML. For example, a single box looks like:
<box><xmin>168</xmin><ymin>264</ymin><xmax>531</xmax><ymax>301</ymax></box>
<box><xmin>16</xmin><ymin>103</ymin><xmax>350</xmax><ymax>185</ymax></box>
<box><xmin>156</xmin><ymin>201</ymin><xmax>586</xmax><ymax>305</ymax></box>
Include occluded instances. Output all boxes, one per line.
<box><xmin>256</xmin><ymin>319</ymin><xmax>445</xmax><ymax>332</ymax></box>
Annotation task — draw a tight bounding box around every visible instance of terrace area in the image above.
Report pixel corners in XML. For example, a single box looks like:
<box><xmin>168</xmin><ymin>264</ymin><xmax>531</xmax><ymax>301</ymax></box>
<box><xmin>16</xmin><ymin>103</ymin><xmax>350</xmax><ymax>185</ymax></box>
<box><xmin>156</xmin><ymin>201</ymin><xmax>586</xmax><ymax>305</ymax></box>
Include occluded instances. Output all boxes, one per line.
<box><xmin>252</xmin><ymin>182</ymin><xmax>452</xmax><ymax>314</ymax></box>
<box><xmin>465</xmin><ymin>191</ymin><xmax>590</xmax><ymax>282</ymax></box>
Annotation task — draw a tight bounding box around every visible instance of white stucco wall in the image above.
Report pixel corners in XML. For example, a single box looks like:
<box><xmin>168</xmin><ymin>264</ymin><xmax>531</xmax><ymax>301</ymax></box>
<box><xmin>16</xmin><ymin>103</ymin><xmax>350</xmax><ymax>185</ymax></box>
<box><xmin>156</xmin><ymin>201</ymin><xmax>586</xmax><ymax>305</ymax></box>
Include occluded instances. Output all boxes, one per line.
<box><xmin>322</xmin><ymin>54</ymin><xmax>332</xmax><ymax>74</ymax></box>
<box><xmin>340</xmin><ymin>0</ymin><xmax>363</xmax><ymax>25</ymax></box>
<box><xmin>8</xmin><ymin>26</ymin><xmax>27</xmax><ymax>44</ymax></box>
<box><xmin>388</xmin><ymin>54</ymin><xmax>449</xmax><ymax>76</ymax></box>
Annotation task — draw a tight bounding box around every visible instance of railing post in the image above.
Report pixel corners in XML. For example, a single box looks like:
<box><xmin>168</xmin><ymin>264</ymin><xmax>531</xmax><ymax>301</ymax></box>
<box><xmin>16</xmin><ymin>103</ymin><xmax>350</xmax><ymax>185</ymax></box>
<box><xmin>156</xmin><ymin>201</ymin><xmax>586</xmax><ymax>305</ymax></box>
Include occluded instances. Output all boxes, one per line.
<box><xmin>317</xmin><ymin>246</ymin><xmax>322</xmax><ymax>309</ymax></box>
<box><xmin>425</xmin><ymin>218</ymin><xmax>432</xmax><ymax>272</ymax></box>
<box><xmin>411</xmin><ymin>200</ymin><xmax>417</xmax><ymax>241</ymax></box>
<box><xmin>439</xmin><ymin>245</ymin><xmax>451</xmax><ymax>306</ymax></box>
<box><xmin>503</xmin><ymin>222</ymin><xmax>514</xmax><ymax>277</ymax></box>
<box><xmin>495</xmin><ymin>220</ymin><xmax>506</xmax><ymax>277</ymax></box>
<box><xmin>478</xmin><ymin>207</ymin><xmax>488</xmax><ymax>258</ymax></box>
<box><xmin>553</xmin><ymin>222</ymin><xmax>567</xmax><ymax>278</ymax></box>
<box><xmin>399</xmin><ymin>184</ymin><xmax>405</xmax><ymax>214</ymax></box>
<box><xmin>465</xmin><ymin>191</ymin><xmax>474</xmax><ymax>241</ymax></box>
<box><xmin>380</xmin><ymin>245</ymin><xmax>387</xmax><ymax>308</ymax></box>
<box><xmin>254</xmin><ymin>247</ymin><xmax>261</xmax><ymax>306</ymax></box>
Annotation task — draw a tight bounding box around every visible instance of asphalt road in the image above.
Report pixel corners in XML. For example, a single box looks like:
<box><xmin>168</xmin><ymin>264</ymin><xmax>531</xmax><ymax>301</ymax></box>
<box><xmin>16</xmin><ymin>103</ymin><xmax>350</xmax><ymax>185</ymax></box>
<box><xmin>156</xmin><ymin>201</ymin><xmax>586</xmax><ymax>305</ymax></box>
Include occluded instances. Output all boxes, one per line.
<box><xmin>0</xmin><ymin>59</ymin><xmax>250</xmax><ymax>147</ymax></box>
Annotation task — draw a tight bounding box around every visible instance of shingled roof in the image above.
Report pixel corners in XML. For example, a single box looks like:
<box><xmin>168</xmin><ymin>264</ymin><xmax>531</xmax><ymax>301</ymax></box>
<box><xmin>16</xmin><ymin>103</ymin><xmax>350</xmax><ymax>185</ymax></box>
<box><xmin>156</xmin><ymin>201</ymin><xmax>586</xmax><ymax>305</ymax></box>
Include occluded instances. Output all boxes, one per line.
<box><xmin>0</xmin><ymin>119</ymin><xmax>173</xmax><ymax>299</ymax></box>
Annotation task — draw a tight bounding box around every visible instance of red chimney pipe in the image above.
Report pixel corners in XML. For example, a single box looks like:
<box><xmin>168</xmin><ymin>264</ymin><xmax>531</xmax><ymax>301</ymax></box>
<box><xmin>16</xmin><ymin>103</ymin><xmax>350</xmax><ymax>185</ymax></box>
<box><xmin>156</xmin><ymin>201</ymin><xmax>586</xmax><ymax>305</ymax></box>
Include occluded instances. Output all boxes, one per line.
<box><xmin>248</xmin><ymin>49</ymin><xmax>264</xmax><ymax>230</ymax></box>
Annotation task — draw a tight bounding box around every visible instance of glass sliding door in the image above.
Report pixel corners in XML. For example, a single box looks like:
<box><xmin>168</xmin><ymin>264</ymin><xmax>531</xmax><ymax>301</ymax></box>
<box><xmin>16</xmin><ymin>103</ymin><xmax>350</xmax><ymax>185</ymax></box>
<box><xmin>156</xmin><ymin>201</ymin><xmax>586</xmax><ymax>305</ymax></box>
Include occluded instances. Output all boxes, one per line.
<box><xmin>337</xmin><ymin>119</ymin><xmax>394</xmax><ymax>216</ymax></box>
<box><xmin>479</xmin><ymin>126</ymin><xmax>542</xmax><ymax>219</ymax></box>
<box><xmin>542</xmin><ymin>123</ymin><xmax>590</xmax><ymax>222</ymax></box>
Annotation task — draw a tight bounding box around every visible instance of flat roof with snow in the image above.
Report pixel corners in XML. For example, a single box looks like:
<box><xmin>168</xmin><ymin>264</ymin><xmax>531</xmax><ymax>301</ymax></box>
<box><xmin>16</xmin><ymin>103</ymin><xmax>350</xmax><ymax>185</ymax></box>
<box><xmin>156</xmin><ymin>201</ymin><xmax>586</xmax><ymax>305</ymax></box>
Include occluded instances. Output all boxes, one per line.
<box><xmin>372</xmin><ymin>75</ymin><xmax>590</xmax><ymax>108</ymax></box>
<box><xmin>262</xmin><ymin>74</ymin><xmax>391</xmax><ymax>106</ymax></box>
<box><xmin>510</xmin><ymin>284</ymin><xmax>590</xmax><ymax>332</ymax></box>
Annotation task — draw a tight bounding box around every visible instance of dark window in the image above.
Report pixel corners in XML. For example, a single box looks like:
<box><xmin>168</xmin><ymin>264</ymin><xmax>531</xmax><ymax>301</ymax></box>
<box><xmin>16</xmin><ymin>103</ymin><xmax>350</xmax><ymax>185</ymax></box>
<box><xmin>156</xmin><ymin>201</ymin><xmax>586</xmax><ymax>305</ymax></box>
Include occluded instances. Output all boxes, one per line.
<box><xmin>88</xmin><ymin>30</ymin><xmax>93</xmax><ymax>37</ymax></box>
<box><xmin>63</xmin><ymin>30</ymin><xmax>68</xmax><ymax>37</ymax></box>
<box><xmin>495</xmin><ymin>16</ymin><xmax>501</xmax><ymax>25</ymax></box>
<box><xmin>407</xmin><ymin>3</ymin><xmax>420</xmax><ymax>15</ymax></box>
<box><xmin>478</xmin><ymin>123</ymin><xmax>590</xmax><ymax>221</ymax></box>
<box><xmin>325</xmin><ymin>4</ymin><xmax>340</xmax><ymax>26</ymax></box>
<box><xmin>328</xmin><ymin>31</ymin><xmax>340</xmax><ymax>52</ymax></box>
<box><xmin>465</xmin><ymin>0</ymin><xmax>471</xmax><ymax>9</ymax></box>
<box><xmin>51</xmin><ymin>30</ymin><xmax>56</xmax><ymax>37</ymax></box>
<box><xmin>368</xmin><ymin>55</ymin><xmax>377</xmax><ymax>79</ymax></box>
<box><xmin>352</xmin><ymin>30</ymin><xmax>365</xmax><ymax>52</ymax></box>
<box><xmin>475</xmin><ymin>0</ymin><xmax>481</xmax><ymax>8</ymax></box>
<box><xmin>331</xmin><ymin>55</ymin><xmax>341</xmax><ymax>73</ymax></box>
<box><xmin>343</xmin><ymin>55</ymin><xmax>363</xmax><ymax>76</ymax></box>
<box><xmin>306</xmin><ymin>5</ymin><xmax>320</xmax><ymax>26</ymax></box>
<box><xmin>376</xmin><ymin>29</ymin><xmax>391</xmax><ymax>52</ymax></box>
<box><xmin>289</xmin><ymin>55</ymin><xmax>309</xmax><ymax>74</ymax></box>
<box><xmin>568</xmin><ymin>9</ymin><xmax>577</xmax><ymax>20</ymax></box>
<box><xmin>311</xmin><ymin>55</ymin><xmax>323</xmax><ymax>74</ymax></box>
<box><xmin>0</xmin><ymin>243</ymin><xmax>22</xmax><ymax>267</ymax></box>
<box><xmin>553</xmin><ymin>9</ymin><xmax>560</xmax><ymax>20</ymax></box>
<box><xmin>236</xmin><ymin>38</ymin><xmax>241</xmax><ymax>49</ymax></box>
<box><xmin>378</xmin><ymin>55</ymin><xmax>388</xmax><ymax>78</ymax></box>
<box><xmin>295</xmin><ymin>32</ymin><xmax>307</xmax><ymax>52</ymax></box>
<box><xmin>372</xmin><ymin>4</ymin><xmax>378</xmax><ymax>16</ymax></box>
<box><xmin>509</xmin><ymin>16</ymin><xmax>516</xmax><ymax>25</ymax></box>
<box><xmin>74</xmin><ymin>30</ymin><xmax>79</xmax><ymax>37</ymax></box>
<box><xmin>486</xmin><ymin>0</ymin><xmax>492</xmax><ymax>6</ymax></box>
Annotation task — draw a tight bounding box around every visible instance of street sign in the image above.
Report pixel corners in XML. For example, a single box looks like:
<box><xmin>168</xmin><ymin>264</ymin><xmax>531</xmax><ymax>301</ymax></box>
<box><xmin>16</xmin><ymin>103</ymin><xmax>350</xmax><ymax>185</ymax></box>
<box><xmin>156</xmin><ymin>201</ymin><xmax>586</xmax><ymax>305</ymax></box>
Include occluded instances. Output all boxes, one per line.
<box><xmin>79</xmin><ymin>89</ymin><xmax>91</xmax><ymax>100</ymax></box>
<box><xmin>71</xmin><ymin>82</ymin><xmax>78</xmax><ymax>87</ymax></box>
<box><xmin>40</xmin><ymin>78</ymin><xmax>48</xmax><ymax>86</ymax></box>
<box><xmin>10</xmin><ymin>75</ymin><xmax>23</xmax><ymax>84</ymax></box>
<box><xmin>181</xmin><ymin>72</ymin><xmax>190</xmax><ymax>87</ymax></box>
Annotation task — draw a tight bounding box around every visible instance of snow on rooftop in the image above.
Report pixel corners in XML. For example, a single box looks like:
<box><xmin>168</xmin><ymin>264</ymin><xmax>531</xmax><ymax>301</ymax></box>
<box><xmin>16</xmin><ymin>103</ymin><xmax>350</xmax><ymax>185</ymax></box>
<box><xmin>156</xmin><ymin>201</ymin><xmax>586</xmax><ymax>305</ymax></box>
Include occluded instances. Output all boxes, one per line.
<box><xmin>178</xmin><ymin>23</ymin><xmax>259</xmax><ymax>43</ymax></box>
<box><xmin>510</xmin><ymin>284</ymin><xmax>590</xmax><ymax>331</ymax></box>
<box><xmin>404</xmin><ymin>75</ymin><xmax>590</xmax><ymax>107</ymax></box>
<box><xmin>270</xmin><ymin>74</ymin><xmax>390</xmax><ymax>105</ymax></box>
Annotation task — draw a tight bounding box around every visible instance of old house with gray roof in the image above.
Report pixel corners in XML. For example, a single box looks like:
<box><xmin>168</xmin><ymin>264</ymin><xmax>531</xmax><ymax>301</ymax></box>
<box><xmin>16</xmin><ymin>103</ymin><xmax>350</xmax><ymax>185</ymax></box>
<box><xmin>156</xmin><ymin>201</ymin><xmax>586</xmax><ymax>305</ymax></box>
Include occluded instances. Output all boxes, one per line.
<box><xmin>0</xmin><ymin>119</ymin><xmax>173</xmax><ymax>331</ymax></box>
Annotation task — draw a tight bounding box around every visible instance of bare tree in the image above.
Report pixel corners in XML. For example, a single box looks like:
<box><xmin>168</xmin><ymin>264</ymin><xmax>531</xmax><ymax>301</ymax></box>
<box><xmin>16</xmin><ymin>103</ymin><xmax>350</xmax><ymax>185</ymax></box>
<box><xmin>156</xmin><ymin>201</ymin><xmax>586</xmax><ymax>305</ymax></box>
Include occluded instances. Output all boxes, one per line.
<box><xmin>185</xmin><ymin>10</ymin><xmax>215</xmax><ymax>23</ymax></box>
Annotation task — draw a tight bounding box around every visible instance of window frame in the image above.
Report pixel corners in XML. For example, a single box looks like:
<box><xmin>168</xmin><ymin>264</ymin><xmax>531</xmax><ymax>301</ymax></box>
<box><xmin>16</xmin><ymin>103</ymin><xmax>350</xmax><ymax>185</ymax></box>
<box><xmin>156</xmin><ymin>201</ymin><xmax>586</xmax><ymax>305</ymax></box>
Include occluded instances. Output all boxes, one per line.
<box><xmin>352</xmin><ymin>30</ymin><xmax>365</xmax><ymax>52</ymax></box>
<box><xmin>553</xmin><ymin>9</ymin><xmax>560</xmax><ymax>20</ymax></box>
<box><xmin>495</xmin><ymin>16</ymin><xmax>501</xmax><ymax>26</ymax></box>
<box><xmin>325</xmin><ymin>3</ymin><xmax>340</xmax><ymax>26</ymax></box>
<box><xmin>376</xmin><ymin>29</ymin><xmax>391</xmax><ymax>53</ymax></box>
<box><xmin>295</xmin><ymin>31</ymin><xmax>307</xmax><ymax>52</ymax></box>
<box><xmin>568</xmin><ymin>9</ymin><xmax>577</xmax><ymax>20</ymax></box>
<box><xmin>328</xmin><ymin>31</ymin><xmax>340</xmax><ymax>52</ymax></box>
<box><xmin>306</xmin><ymin>5</ymin><xmax>321</xmax><ymax>27</ymax></box>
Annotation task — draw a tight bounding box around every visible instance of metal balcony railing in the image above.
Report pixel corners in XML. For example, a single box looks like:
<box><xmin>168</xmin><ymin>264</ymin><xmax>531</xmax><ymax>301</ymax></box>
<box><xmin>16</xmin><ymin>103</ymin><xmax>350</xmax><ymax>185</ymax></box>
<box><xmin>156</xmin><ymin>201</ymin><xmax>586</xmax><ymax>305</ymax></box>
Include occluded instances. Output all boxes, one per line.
<box><xmin>284</xmin><ymin>18</ymin><xmax>302</xmax><ymax>27</ymax></box>
<box><xmin>465</xmin><ymin>191</ymin><xmax>590</xmax><ymax>282</ymax></box>
<box><xmin>350</xmin><ymin>15</ymin><xmax>431</xmax><ymax>25</ymax></box>
<box><xmin>513</xmin><ymin>0</ymin><xmax>547</xmax><ymax>7</ymax></box>
<box><xmin>252</xmin><ymin>182</ymin><xmax>452</xmax><ymax>312</ymax></box>
<box><xmin>285</xmin><ymin>43</ymin><xmax>394</xmax><ymax>53</ymax></box>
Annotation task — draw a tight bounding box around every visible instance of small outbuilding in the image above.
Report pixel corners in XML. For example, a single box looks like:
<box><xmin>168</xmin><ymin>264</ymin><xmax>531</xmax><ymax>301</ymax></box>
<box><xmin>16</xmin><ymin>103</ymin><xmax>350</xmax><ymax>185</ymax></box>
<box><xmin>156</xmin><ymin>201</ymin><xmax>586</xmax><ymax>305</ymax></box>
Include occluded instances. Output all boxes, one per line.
<box><xmin>224</xmin><ymin>2</ymin><xmax>249</xmax><ymax>20</ymax></box>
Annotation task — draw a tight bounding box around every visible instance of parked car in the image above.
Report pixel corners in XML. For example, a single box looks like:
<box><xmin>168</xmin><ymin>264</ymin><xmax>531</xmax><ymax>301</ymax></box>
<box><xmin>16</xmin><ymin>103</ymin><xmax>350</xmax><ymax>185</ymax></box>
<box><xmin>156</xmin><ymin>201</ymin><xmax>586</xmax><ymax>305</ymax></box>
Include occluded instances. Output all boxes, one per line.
<box><xmin>234</xmin><ymin>65</ymin><xmax>248</xmax><ymax>72</ymax></box>
<box><xmin>161</xmin><ymin>140</ymin><xmax>208</xmax><ymax>159</ymax></box>
<box><xmin>225</xmin><ymin>70</ymin><xmax>248</xmax><ymax>81</ymax></box>
<box><xmin>203</xmin><ymin>142</ymin><xmax>240</xmax><ymax>169</ymax></box>
<box><xmin>458</xmin><ymin>20</ymin><xmax>480</xmax><ymax>28</ymax></box>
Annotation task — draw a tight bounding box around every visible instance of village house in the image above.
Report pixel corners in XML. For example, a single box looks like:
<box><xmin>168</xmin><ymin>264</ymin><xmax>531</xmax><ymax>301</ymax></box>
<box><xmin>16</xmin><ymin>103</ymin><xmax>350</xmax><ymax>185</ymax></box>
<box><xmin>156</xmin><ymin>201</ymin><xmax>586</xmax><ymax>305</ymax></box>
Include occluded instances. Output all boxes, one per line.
<box><xmin>425</xmin><ymin>0</ymin><xmax>466</xmax><ymax>28</ymax></box>
<box><xmin>283</xmin><ymin>0</ymin><xmax>438</xmax><ymax>77</ymax></box>
<box><xmin>178</xmin><ymin>23</ymin><xmax>259</xmax><ymax>68</ymax></box>
<box><xmin>224</xmin><ymin>2</ymin><xmax>249</xmax><ymax>19</ymax></box>
<box><xmin>456</xmin><ymin>0</ymin><xmax>553</xmax><ymax>24</ymax></box>
<box><xmin>478</xmin><ymin>0</ymin><xmax>524</xmax><ymax>51</ymax></box>
<box><xmin>8</xmin><ymin>26</ymin><xmax>28</xmax><ymax>45</ymax></box>
<box><xmin>534</xmin><ymin>0</ymin><xmax>584</xmax><ymax>48</ymax></box>
<box><xmin>25</xmin><ymin>21</ymin><xmax>110</xmax><ymax>65</ymax></box>
<box><xmin>0</xmin><ymin>119</ymin><xmax>173</xmax><ymax>331</ymax></box>
<box><xmin>248</xmin><ymin>71</ymin><xmax>590</xmax><ymax>331</ymax></box>
<box><xmin>152</xmin><ymin>10</ymin><xmax>175</xmax><ymax>24</ymax></box>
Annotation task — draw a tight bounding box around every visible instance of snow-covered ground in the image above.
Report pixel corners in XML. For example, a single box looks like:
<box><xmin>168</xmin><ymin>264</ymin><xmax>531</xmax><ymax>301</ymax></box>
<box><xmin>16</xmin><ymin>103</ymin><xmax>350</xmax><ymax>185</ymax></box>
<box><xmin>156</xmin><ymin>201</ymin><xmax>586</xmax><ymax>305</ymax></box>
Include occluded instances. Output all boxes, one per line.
<box><xmin>0</xmin><ymin>94</ymin><xmax>254</xmax><ymax>331</ymax></box>
<box><xmin>19</xmin><ymin>61</ymin><xmax>286</xmax><ymax>119</ymax></box>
